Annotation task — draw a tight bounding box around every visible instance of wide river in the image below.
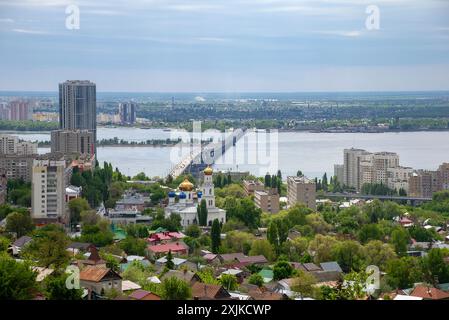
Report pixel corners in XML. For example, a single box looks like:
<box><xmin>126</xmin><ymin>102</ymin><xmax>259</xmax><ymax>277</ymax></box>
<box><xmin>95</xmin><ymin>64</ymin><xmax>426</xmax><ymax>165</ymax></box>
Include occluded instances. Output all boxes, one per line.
<box><xmin>3</xmin><ymin>127</ymin><xmax>449</xmax><ymax>179</ymax></box>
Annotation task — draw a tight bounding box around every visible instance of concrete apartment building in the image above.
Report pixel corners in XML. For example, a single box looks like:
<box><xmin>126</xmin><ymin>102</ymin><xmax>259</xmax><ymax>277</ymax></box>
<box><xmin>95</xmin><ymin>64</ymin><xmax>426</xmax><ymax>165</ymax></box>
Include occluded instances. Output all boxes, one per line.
<box><xmin>409</xmin><ymin>163</ymin><xmax>449</xmax><ymax>198</ymax></box>
<box><xmin>243</xmin><ymin>179</ymin><xmax>265</xmax><ymax>196</ymax></box>
<box><xmin>287</xmin><ymin>176</ymin><xmax>316</xmax><ymax>210</ymax></box>
<box><xmin>51</xmin><ymin>129</ymin><xmax>95</xmax><ymax>155</ymax></box>
<box><xmin>0</xmin><ymin>101</ymin><xmax>33</xmax><ymax>121</ymax></box>
<box><xmin>254</xmin><ymin>189</ymin><xmax>280</xmax><ymax>213</ymax></box>
<box><xmin>31</xmin><ymin>154</ymin><xmax>72</xmax><ymax>223</ymax></box>
<box><xmin>0</xmin><ymin>135</ymin><xmax>37</xmax><ymax>156</ymax></box>
<box><xmin>337</xmin><ymin>148</ymin><xmax>409</xmax><ymax>193</ymax></box>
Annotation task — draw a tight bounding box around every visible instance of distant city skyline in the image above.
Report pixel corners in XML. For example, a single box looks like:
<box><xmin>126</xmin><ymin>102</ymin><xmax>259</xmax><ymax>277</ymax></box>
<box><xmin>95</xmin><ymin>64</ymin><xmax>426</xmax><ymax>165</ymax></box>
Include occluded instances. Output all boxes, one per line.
<box><xmin>0</xmin><ymin>0</ymin><xmax>448</xmax><ymax>92</ymax></box>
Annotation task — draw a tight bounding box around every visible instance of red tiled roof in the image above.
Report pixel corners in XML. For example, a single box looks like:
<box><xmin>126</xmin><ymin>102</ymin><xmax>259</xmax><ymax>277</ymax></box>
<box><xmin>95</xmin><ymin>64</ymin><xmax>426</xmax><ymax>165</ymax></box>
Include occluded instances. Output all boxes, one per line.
<box><xmin>410</xmin><ymin>285</ymin><xmax>449</xmax><ymax>300</ymax></box>
<box><xmin>148</xmin><ymin>242</ymin><xmax>188</xmax><ymax>253</ymax></box>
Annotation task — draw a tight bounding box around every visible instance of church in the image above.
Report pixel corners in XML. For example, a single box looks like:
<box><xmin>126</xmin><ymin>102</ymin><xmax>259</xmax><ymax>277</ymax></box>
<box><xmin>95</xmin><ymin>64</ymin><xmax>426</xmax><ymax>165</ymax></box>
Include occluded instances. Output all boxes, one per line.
<box><xmin>165</xmin><ymin>166</ymin><xmax>226</xmax><ymax>228</ymax></box>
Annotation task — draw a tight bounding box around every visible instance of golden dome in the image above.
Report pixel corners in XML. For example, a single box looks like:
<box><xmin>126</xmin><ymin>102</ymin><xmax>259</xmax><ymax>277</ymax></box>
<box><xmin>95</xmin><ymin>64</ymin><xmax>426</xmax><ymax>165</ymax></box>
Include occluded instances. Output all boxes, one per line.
<box><xmin>204</xmin><ymin>166</ymin><xmax>213</xmax><ymax>176</ymax></box>
<box><xmin>179</xmin><ymin>177</ymin><xmax>194</xmax><ymax>191</ymax></box>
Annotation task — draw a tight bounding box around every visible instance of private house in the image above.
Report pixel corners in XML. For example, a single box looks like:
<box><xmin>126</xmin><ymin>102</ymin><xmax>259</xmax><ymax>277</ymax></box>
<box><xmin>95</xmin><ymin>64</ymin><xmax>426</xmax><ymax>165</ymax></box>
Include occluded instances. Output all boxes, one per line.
<box><xmin>74</xmin><ymin>246</ymin><xmax>107</xmax><ymax>269</ymax></box>
<box><xmin>9</xmin><ymin>236</ymin><xmax>32</xmax><ymax>256</ymax></box>
<box><xmin>66</xmin><ymin>242</ymin><xmax>94</xmax><ymax>256</ymax></box>
<box><xmin>128</xmin><ymin>289</ymin><xmax>161</xmax><ymax>300</ymax></box>
<box><xmin>122</xmin><ymin>280</ymin><xmax>141</xmax><ymax>293</ymax></box>
<box><xmin>410</xmin><ymin>285</ymin><xmax>449</xmax><ymax>300</ymax></box>
<box><xmin>147</xmin><ymin>231</ymin><xmax>186</xmax><ymax>244</ymax></box>
<box><xmin>248</xmin><ymin>288</ymin><xmax>287</xmax><ymax>300</ymax></box>
<box><xmin>191</xmin><ymin>283</ymin><xmax>231</xmax><ymax>300</ymax></box>
<box><xmin>147</xmin><ymin>242</ymin><xmax>189</xmax><ymax>258</ymax></box>
<box><xmin>218</xmin><ymin>253</ymin><xmax>268</xmax><ymax>267</ymax></box>
<box><xmin>155</xmin><ymin>256</ymin><xmax>187</xmax><ymax>269</ymax></box>
<box><xmin>160</xmin><ymin>269</ymin><xmax>201</xmax><ymax>285</ymax></box>
<box><xmin>80</xmin><ymin>266</ymin><xmax>122</xmax><ymax>296</ymax></box>
<box><xmin>203</xmin><ymin>253</ymin><xmax>221</xmax><ymax>265</ymax></box>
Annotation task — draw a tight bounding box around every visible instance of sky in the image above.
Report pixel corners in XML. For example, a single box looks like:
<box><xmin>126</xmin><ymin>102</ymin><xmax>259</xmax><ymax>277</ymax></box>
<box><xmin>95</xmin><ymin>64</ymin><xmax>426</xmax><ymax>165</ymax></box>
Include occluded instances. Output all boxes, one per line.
<box><xmin>0</xmin><ymin>0</ymin><xmax>448</xmax><ymax>92</ymax></box>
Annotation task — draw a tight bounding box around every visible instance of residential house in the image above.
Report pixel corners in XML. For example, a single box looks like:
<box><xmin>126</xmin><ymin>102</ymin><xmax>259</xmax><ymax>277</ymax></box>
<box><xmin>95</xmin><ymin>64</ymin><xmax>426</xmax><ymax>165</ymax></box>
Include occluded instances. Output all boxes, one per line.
<box><xmin>191</xmin><ymin>283</ymin><xmax>231</xmax><ymax>300</ymax></box>
<box><xmin>410</xmin><ymin>285</ymin><xmax>449</xmax><ymax>300</ymax></box>
<box><xmin>79</xmin><ymin>266</ymin><xmax>122</xmax><ymax>297</ymax></box>
<box><xmin>9</xmin><ymin>236</ymin><xmax>32</xmax><ymax>256</ymax></box>
<box><xmin>147</xmin><ymin>242</ymin><xmax>189</xmax><ymax>258</ymax></box>
<box><xmin>122</xmin><ymin>280</ymin><xmax>142</xmax><ymax>293</ymax></box>
<box><xmin>160</xmin><ymin>269</ymin><xmax>201</xmax><ymax>285</ymax></box>
<box><xmin>128</xmin><ymin>289</ymin><xmax>161</xmax><ymax>301</ymax></box>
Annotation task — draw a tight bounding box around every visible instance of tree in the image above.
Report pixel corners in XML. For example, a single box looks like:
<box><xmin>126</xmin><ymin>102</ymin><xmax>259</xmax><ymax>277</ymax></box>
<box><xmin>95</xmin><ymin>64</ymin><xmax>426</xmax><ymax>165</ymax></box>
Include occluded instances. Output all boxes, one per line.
<box><xmin>363</xmin><ymin>240</ymin><xmax>397</xmax><ymax>270</ymax></box>
<box><xmin>248</xmin><ymin>273</ymin><xmax>264</xmax><ymax>287</ymax></box>
<box><xmin>267</xmin><ymin>219</ymin><xmax>288</xmax><ymax>252</ymax></box>
<box><xmin>68</xmin><ymin>198</ymin><xmax>90</xmax><ymax>225</ymax></box>
<box><xmin>385</xmin><ymin>256</ymin><xmax>423</xmax><ymax>289</ymax></box>
<box><xmin>44</xmin><ymin>273</ymin><xmax>83</xmax><ymax>300</ymax></box>
<box><xmin>249</xmin><ymin>239</ymin><xmax>276</xmax><ymax>262</ymax></box>
<box><xmin>5</xmin><ymin>212</ymin><xmax>34</xmax><ymax>237</ymax></box>
<box><xmin>0</xmin><ymin>237</ymin><xmax>10</xmax><ymax>252</ymax></box>
<box><xmin>291</xmin><ymin>270</ymin><xmax>317</xmax><ymax>300</ymax></box>
<box><xmin>332</xmin><ymin>240</ymin><xmax>365</xmax><ymax>272</ymax></box>
<box><xmin>296</xmin><ymin>170</ymin><xmax>303</xmax><ymax>177</ymax></box>
<box><xmin>161</xmin><ymin>277</ymin><xmax>192</xmax><ymax>300</ymax></box>
<box><xmin>23</xmin><ymin>229</ymin><xmax>70</xmax><ymax>269</ymax></box>
<box><xmin>211</xmin><ymin>219</ymin><xmax>221</xmax><ymax>254</ymax></box>
<box><xmin>119</xmin><ymin>236</ymin><xmax>147</xmax><ymax>256</ymax></box>
<box><xmin>0</xmin><ymin>254</ymin><xmax>36</xmax><ymax>300</ymax></box>
<box><xmin>358</xmin><ymin>224</ymin><xmax>383</xmax><ymax>244</ymax></box>
<box><xmin>273</xmin><ymin>260</ymin><xmax>294</xmax><ymax>280</ymax></box>
<box><xmin>185</xmin><ymin>224</ymin><xmax>201</xmax><ymax>238</ymax></box>
<box><xmin>421</xmin><ymin>248</ymin><xmax>449</xmax><ymax>285</ymax></box>
<box><xmin>220</xmin><ymin>274</ymin><xmax>238</xmax><ymax>291</ymax></box>
<box><xmin>264</xmin><ymin>174</ymin><xmax>271</xmax><ymax>188</ymax></box>
<box><xmin>198</xmin><ymin>199</ymin><xmax>208</xmax><ymax>226</ymax></box>
<box><xmin>390</xmin><ymin>227</ymin><xmax>410</xmax><ymax>256</ymax></box>
<box><xmin>222</xmin><ymin>231</ymin><xmax>254</xmax><ymax>254</ymax></box>
<box><xmin>308</xmin><ymin>234</ymin><xmax>339</xmax><ymax>264</ymax></box>
<box><xmin>166</xmin><ymin>250</ymin><xmax>175</xmax><ymax>270</ymax></box>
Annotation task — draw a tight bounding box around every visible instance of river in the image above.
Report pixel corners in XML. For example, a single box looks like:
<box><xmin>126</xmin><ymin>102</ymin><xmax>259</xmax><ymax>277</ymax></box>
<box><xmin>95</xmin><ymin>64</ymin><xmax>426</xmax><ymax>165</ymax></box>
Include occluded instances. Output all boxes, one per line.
<box><xmin>4</xmin><ymin>128</ymin><xmax>449</xmax><ymax>179</ymax></box>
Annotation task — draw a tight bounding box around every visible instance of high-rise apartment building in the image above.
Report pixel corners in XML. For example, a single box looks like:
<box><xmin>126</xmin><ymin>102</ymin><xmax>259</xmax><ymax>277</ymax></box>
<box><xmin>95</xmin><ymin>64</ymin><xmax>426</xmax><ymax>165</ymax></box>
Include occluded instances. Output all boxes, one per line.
<box><xmin>118</xmin><ymin>102</ymin><xmax>137</xmax><ymax>124</ymax></box>
<box><xmin>409</xmin><ymin>163</ymin><xmax>449</xmax><ymax>198</ymax></box>
<box><xmin>343</xmin><ymin>148</ymin><xmax>372</xmax><ymax>191</ymax></box>
<box><xmin>31</xmin><ymin>154</ymin><xmax>71</xmax><ymax>222</ymax></box>
<box><xmin>59</xmin><ymin>80</ymin><xmax>96</xmax><ymax>132</ymax></box>
<box><xmin>339</xmin><ymin>148</ymin><xmax>404</xmax><ymax>192</ymax></box>
<box><xmin>287</xmin><ymin>176</ymin><xmax>316</xmax><ymax>210</ymax></box>
<box><xmin>8</xmin><ymin>100</ymin><xmax>33</xmax><ymax>121</ymax></box>
<box><xmin>51</xmin><ymin>129</ymin><xmax>95</xmax><ymax>155</ymax></box>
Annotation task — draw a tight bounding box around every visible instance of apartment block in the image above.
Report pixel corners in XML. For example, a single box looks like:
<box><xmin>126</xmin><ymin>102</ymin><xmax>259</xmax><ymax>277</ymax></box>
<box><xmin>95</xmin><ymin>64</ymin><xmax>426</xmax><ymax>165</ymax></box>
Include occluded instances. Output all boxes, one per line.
<box><xmin>0</xmin><ymin>135</ymin><xmax>37</xmax><ymax>156</ymax></box>
<box><xmin>243</xmin><ymin>179</ymin><xmax>265</xmax><ymax>196</ymax></box>
<box><xmin>0</xmin><ymin>154</ymin><xmax>36</xmax><ymax>181</ymax></box>
<box><xmin>254</xmin><ymin>189</ymin><xmax>280</xmax><ymax>214</ymax></box>
<box><xmin>287</xmin><ymin>176</ymin><xmax>316</xmax><ymax>210</ymax></box>
<box><xmin>118</xmin><ymin>102</ymin><xmax>137</xmax><ymax>124</ymax></box>
<box><xmin>51</xmin><ymin>129</ymin><xmax>95</xmax><ymax>155</ymax></box>
<box><xmin>31</xmin><ymin>154</ymin><xmax>72</xmax><ymax>223</ymax></box>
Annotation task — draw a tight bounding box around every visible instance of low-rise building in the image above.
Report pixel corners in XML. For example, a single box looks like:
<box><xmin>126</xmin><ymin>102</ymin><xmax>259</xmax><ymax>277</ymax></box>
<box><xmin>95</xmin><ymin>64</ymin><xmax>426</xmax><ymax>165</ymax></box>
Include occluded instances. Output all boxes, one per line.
<box><xmin>254</xmin><ymin>189</ymin><xmax>279</xmax><ymax>213</ymax></box>
<box><xmin>80</xmin><ymin>266</ymin><xmax>122</xmax><ymax>297</ymax></box>
<box><xmin>243</xmin><ymin>179</ymin><xmax>265</xmax><ymax>196</ymax></box>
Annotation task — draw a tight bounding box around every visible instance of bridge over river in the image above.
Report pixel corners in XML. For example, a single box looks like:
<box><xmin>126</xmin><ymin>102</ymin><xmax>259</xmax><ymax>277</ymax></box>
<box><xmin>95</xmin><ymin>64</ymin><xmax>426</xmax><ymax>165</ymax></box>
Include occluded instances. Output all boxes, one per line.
<box><xmin>168</xmin><ymin>128</ymin><xmax>246</xmax><ymax>179</ymax></box>
<box><xmin>322</xmin><ymin>192</ymin><xmax>432</xmax><ymax>206</ymax></box>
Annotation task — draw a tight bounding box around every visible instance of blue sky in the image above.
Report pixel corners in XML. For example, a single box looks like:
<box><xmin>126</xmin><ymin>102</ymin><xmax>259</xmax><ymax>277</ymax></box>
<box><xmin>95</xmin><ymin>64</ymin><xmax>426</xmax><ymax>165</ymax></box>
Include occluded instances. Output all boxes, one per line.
<box><xmin>0</xmin><ymin>0</ymin><xmax>448</xmax><ymax>92</ymax></box>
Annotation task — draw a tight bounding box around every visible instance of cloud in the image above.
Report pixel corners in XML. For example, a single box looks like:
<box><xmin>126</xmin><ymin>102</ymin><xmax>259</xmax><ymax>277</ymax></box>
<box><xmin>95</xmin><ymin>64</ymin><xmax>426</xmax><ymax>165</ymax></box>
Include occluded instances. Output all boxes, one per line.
<box><xmin>315</xmin><ymin>30</ymin><xmax>363</xmax><ymax>37</ymax></box>
<box><xmin>12</xmin><ymin>28</ymin><xmax>49</xmax><ymax>35</ymax></box>
<box><xmin>0</xmin><ymin>18</ymin><xmax>14</xmax><ymax>23</ymax></box>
